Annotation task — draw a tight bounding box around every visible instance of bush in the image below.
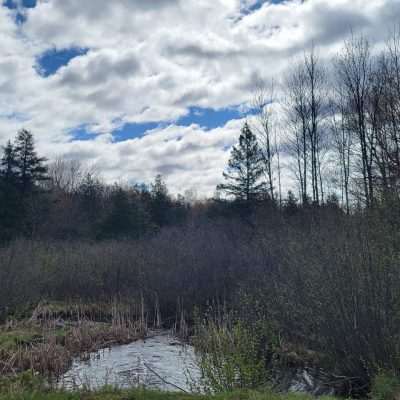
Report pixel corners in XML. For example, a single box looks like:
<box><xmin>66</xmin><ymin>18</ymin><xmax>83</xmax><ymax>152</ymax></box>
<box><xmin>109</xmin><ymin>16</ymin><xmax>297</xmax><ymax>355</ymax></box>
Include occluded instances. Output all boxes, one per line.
<box><xmin>370</xmin><ymin>372</ymin><xmax>400</xmax><ymax>400</ymax></box>
<box><xmin>193</xmin><ymin>312</ymin><xmax>270</xmax><ymax>393</ymax></box>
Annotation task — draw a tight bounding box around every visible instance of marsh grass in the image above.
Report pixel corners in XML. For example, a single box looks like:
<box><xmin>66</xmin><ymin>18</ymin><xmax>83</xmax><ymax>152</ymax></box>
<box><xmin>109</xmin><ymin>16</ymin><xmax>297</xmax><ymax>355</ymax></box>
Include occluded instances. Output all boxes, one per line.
<box><xmin>0</xmin><ymin>300</ymin><xmax>148</xmax><ymax>378</ymax></box>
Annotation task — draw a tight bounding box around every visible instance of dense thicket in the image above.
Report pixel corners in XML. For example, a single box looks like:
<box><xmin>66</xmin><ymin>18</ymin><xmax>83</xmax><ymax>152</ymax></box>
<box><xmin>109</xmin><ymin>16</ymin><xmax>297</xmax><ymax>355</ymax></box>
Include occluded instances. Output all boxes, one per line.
<box><xmin>0</xmin><ymin>202</ymin><xmax>399</xmax><ymax>395</ymax></box>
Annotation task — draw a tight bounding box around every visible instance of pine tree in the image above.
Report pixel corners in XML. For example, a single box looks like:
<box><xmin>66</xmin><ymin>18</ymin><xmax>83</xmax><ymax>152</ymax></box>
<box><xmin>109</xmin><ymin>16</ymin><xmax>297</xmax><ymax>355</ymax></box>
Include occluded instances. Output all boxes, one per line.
<box><xmin>0</xmin><ymin>141</ymin><xmax>21</xmax><ymax>240</ymax></box>
<box><xmin>13</xmin><ymin>129</ymin><xmax>48</xmax><ymax>194</ymax></box>
<box><xmin>0</xmin><ymin>130</ymin><xmax>49</xmax><ymax>239</ymax></box>
<box><xmin>283</xmin><ymin>190</ymin><xmax>299</xmax><ymax>216</ymax></box>
<box><xmin>217</xmin><ymin>122</ymin><xmax>266</xmax><ymax>202</ymax></box>
<box><xmin>150</xmin><ymin>174</ymin><xmax>171</xmax><ymax>228</ymax></box>
<box><xmin>100</xmin><ymin>185</ymin><xmax>149</xmax><ymax>239</ymax></box>
<box><xmin>0</xmin><ymin>141</ymin><xmax>18</xmax><ymax>183</ymax></box>
<box><xmin>78</xmin><ymin>173</ymin><xmax>104</xmax><ymax>237</ymax></box>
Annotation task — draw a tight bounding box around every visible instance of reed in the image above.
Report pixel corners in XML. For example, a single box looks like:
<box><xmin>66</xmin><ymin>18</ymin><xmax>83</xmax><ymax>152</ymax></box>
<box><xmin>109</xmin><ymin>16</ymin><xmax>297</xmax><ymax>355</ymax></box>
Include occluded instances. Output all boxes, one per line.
<box><xmin>0</xmin><ymin>299</ymin><xmax>149</xmax><ymax>378</ymax></box>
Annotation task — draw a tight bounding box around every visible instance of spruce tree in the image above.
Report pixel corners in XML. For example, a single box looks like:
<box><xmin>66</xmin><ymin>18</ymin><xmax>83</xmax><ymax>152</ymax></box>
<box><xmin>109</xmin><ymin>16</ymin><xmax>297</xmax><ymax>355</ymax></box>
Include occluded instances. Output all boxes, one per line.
<box><xmin>13</xmin><ymin>129</ymin><xmax>48</xmax><ymax>194</ymax></box>
<box><xmin>150</xmin><ymin>174</ymin><xmax>171</xmax><ymax>228</ymax></box>
<box><xmin>0</xmin><ymin>141</ymin><xmax>20</xmax><ymax>240</ymax></box>
<box><xmin>100</xmin><ymin>185</ymin><xmax>149</xmax><ymax>239</ymax></box>
<box><xmin>0</xmin><ymin>130</ymin><xmax>49</xmax><ymax>239</ymax></box>
<box><xmin>78</xmin><ymin>173</ymin><xmax>104</xmax><ymax>237</ymax></box>
<box><xmin>217</xmin><ymin>122</ymin><xmax>266</xmax><ymax>202</ymax></box>
<box><xmin>0</xmin><ymin>141</ymin><xmax>18</xmax><ymax>183</ymax></box>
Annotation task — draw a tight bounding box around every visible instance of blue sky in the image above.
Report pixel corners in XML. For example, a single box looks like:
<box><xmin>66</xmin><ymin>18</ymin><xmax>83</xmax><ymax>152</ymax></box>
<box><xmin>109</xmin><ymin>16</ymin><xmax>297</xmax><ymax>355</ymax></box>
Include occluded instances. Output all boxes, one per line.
<box><xmin>110</xmin><ymin>107</ymin><xmax>243</xmax><ymax>142</ymax></box>
<box><xmin>72</xmin><ymin>107</ymin><xmax>244</xmax><ymax>141</ymax></box>
<box><xmin>36</xmin><ymin>48</ymin><xmax>89</xmax><ymax>77</ymax></box>
<box><xmin>3</xmin><ymin>0</ymin><xmax>36</xmax><ymax>9</ymax></box>
<box><xmin>3</xmin><ymin>0</ymin><xmax>36</xmax><ymax>23</ymax></box>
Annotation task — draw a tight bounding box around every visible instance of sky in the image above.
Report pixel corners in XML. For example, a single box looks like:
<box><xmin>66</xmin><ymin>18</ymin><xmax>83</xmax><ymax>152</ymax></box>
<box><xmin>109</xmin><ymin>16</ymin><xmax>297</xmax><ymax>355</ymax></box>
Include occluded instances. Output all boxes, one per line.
<box><xmin>0</xmin><ymin>0</ymin><xmax>399</xmax><ymax>197</ymax></box>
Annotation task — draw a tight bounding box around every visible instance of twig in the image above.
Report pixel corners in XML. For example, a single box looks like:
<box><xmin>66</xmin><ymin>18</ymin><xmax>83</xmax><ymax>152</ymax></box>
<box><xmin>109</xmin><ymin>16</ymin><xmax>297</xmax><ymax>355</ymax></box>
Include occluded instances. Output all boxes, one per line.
<box><xmin>143</xmin><ymin>362</ymin><xmax>189</xmax><ymax>393</ymax></box>
<box><xmin>0</xmin><ymin>353</ymin><xmax>17</xmax><ymax>375</ymax></box>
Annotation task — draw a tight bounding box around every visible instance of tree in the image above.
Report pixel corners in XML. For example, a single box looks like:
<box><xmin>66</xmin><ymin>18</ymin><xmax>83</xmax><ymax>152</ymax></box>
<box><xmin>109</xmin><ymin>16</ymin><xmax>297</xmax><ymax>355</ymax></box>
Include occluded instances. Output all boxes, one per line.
<box><xmin>150</xmin><ymin>174</ymin><xmax>172</xmax><ymax>228</ymax></box>
<box><xmin>283</xmin><ymin>190</ymin><xmax>299</xmax><ymax>216</ymax></box>
<box><xmin>0</xmin><ymin>141</ymin><xmax>18</xmax><ymax>183</ymax></box>
<box><xmin>330</xmin><ymin>92</ymin><xmax>353</xmax><ymax>214</ymax></box>
<box><xmin>0</xmin><ymin>141</ymin><xmax>20</xmax><ymax>240</ymax></box>
<box><xmin>13</xmin><ymin>129</ymin><xmax>48</xmax><ymax>195</ymax></box>
<box><xmin>285</xmin><ymin>47</ymin><xmax>327</xmax><ymax>206</ymax></box>
<box><xmin>100</xmin><ymin>185</ymin><xmax>149</xmax><ymax>239</ymax></box>
<box><xmin>77</xmin><ymin>173</ymin><xmax>104</xmax><ymax>237</ymax></box>
<box><xmin>217</xmin><ymin>122</ymin><xmax>266</xmax><ymax>203</ymax></box>
<box><xmin>252</xmin><ymin>79</ymin><xmax>280</xmax><ymax>203</ymax></box>
<box><xmin>47</xmin><ymin>158</ymin><xmax>84</xmax><ymax>194</ymax></box>
<box><xmin>304</xmin><ymin>47</ymin><xmax>326</xmax><ymax>205</ymax></box>
<box><xmin>0</xmin><ymin>131</ymin><xmax>48</xmax><ymax>240</ymax></box>
<box><xmin>365</xmin><ymin>30</ymin><xmax>400</xmax><ymax>199</ymax></box>
<box><xmin>336</xmin><ymin>35</ymin><xmax>374</xmax><ymax>207</ymax></box>
<box><xmin>285</xmin><ymin>60</ymin><xmax>310</xmax><ymax>205</ymax></box>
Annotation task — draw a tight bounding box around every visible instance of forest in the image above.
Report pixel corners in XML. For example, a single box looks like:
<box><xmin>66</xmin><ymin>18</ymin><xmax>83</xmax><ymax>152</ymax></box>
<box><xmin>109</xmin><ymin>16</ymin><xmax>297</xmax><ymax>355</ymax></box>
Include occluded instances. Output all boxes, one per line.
<box><xmin>0</xmin><ymin>32</ymin><xmax>400</xmax><ymax>400</ymax></box>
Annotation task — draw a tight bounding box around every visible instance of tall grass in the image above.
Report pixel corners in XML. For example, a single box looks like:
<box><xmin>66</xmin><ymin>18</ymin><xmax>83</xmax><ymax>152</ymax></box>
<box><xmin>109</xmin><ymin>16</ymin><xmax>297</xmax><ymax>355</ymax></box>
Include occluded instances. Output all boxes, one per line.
<box><xmin>0</xmin><ymin>300</ymin><xmax>147</xmax><ymax>378</ymax></box>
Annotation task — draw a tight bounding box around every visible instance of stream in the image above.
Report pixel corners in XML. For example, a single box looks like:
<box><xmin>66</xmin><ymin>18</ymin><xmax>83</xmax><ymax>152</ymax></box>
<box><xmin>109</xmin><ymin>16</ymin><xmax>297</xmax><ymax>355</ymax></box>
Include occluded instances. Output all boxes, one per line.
<box><xmin>58</xmin><ymin>331</ymin><xmax>200</xmax><ymax>392</ymax></box>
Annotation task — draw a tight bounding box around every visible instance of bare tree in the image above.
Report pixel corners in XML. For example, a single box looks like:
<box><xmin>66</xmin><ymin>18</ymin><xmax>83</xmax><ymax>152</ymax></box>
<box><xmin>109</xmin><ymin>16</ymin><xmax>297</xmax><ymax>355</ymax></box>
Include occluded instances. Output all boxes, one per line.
<box><xmin>304</xmin><ymin>47</ymin><xmax>327</xmax><ymax>204</ymax></box>
<box><xmin>48</xmin><ymin>158</ymin><xmax>84</xmax><ymax>193</ymax></box>
<box><xmin>274</xmin><ymin>127</ymin><xmax>283</xmax><ymax>208</ymax></box>
<box><xmin>372</xmin><ymin>28</ymin><xmax>400</xmax><ymax>196</ymax></box>
<box><xmin>284</xmin><ymin>61</ymin><xmax>310</xmax><ymax>204</ymax></box>
<box><xmin>284</xmin><ymin>47</ymin><xmax>327</xmax><ymax>205</ymax></box>
<box><xmin>330</xmin><ymin>92</ymin><xmax>353</xmax><ymax>214</ymax></box>
<box><xmin>336</xmin><ymin>35</ymin><xmax>375</xmax><ymax>207</ymax></box>
<box><xmin>252</xmin><ymin>80</ymin><xmax>277</xmax><ymax>202</ymax></box>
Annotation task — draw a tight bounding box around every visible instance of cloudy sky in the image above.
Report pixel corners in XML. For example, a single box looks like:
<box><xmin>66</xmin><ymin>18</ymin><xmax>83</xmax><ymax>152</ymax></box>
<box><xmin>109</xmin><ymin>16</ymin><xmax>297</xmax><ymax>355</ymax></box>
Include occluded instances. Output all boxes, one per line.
<box><xmin>0</xmin><ymin>0</ymin><xmax>398</xmax><ymax>196</ymax></box>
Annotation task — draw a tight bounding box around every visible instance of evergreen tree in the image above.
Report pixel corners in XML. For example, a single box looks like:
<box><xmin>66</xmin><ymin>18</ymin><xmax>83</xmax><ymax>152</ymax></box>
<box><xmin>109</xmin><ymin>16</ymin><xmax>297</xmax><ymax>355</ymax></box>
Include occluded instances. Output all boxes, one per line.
<box><xmin>283</xmin><ymin>190</ymin><xmax>299</xmax><ymax>216</ymax></box>
<box><xmin>100</xmin><ymin>185</ymin><xmax>149</xmax><ymax>239</ymax></box>
<box><xmin>78</xmin><ymin>173</ymin><xmax>104</xmax><ymax>237</ymax></box>
<box><xmin>13</xmin><ymin>129</ymin><xmax>48</xmax><ymax>194</ymax></box>
<box><xmin>150</xmin><ymin>174</ymin><xmax>171</xmax><ymax>228</ymax></box>
<box><xmin>217</xmin><ymin>122</ymin><xmax>266</xmax><ymax>202</ymax></box>
<box><xmin>0</xmin><ymin>141</ymin><xmax>20</xmax><ymax>240</ymax></box>
<box><xmin>0</xmin><ymin>141</ymin><xmax>18</xmax><ymax>183</ymax></box>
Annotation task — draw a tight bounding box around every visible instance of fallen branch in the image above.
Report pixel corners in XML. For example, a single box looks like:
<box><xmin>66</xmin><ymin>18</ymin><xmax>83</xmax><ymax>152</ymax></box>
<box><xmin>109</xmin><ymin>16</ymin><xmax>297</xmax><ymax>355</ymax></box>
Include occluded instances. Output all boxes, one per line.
<box><xmin>0</xmin><ymin>353</ymin><xmax>17</xmax><ymax>375</ymax></box>
<box><xmin>143</xmin><ymin>362</ymin><xmax>188</xmax><ymax>393</ymax></box>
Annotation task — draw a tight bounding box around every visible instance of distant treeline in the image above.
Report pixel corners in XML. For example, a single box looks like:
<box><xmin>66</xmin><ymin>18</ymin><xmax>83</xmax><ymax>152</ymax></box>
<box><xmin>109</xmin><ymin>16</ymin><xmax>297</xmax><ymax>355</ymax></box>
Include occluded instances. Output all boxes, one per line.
<box><xmin>0</xmin><ymin>129</ymin><xmax>192</xmax><ymax>242</ymax></box>
<box><xmin>2</xmin><ymin>31</ymin><xmax>400</xmax><ymax>240</ymax></box>
<box><xmin>0</xmin><ymin>126</ymin><xmax>331</xmax><ymax>243</ymax></box>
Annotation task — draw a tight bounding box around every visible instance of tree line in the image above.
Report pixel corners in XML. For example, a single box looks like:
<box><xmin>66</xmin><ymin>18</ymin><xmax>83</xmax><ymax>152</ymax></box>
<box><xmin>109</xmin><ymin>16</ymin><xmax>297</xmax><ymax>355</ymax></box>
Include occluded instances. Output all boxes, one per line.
<box><xmin>0</xmin><ymin>130</ymin><xmax>188</xmax><ymax>242</ymax></box>
<box><xmin>218</xmin><ymin>31</ymin><xmax>400</xmax><ymax>213</ymax></box>
<box><xmin>2</xmin><ymin>32</ymin><xmax>400</xmax><ymax>242</ymax></box>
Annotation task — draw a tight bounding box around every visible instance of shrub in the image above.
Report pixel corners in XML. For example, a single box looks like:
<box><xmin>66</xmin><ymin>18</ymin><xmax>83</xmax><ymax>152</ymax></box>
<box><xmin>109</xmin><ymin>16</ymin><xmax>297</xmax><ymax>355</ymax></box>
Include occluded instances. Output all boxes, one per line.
<box><xmin>193</xmin><ymin>313</ymin><xmax>270</xmax><ymax>393</ymax></box>
<box><xmin>370</xmin><ymin>372</ymin><xmax>400</xmax><ymax>400</ymax></box>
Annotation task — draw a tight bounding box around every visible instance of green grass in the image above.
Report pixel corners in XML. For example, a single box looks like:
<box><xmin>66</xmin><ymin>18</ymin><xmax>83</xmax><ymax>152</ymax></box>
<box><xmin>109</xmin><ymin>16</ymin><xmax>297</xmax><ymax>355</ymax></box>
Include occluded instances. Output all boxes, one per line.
<box><xmin>0</xmin><ymin>388</ymin><xmax>338</xmax><ymax>400</ymax></box>
<box><xmin>0</xmin><ymin>328</ymin><xmax>43</xmax><ymax>351</ymax></box>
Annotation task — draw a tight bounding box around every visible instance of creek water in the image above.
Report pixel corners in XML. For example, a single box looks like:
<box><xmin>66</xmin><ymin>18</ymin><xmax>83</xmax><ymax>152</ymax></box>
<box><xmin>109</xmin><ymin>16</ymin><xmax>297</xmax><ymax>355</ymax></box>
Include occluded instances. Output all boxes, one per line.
<box><xmin>58</xmin><ymin>331</ymin><xmax>200</xmax><ymax>392</ymax></box>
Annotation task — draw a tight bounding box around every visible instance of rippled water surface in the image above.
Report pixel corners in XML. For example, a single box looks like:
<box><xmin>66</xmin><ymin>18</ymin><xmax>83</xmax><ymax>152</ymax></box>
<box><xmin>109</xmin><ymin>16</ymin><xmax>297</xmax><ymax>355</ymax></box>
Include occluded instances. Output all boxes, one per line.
<box><xmin>58</xmin><ymin>331</ymin><xmax>200</xmax><ymax>392</ymax></box>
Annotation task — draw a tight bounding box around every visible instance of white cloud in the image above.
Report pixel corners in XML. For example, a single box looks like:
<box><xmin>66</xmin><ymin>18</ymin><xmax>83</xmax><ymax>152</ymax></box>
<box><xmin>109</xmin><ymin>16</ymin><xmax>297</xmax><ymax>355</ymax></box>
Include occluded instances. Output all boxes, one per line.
<box><xmin>41</xmin><ymin>119</ymin><xmax>244</xmax><ymax>196</ymax></box>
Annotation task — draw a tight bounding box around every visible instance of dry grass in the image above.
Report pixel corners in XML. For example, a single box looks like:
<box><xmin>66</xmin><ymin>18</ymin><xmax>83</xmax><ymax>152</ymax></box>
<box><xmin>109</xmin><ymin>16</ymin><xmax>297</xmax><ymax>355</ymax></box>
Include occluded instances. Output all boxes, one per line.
<box><xmin>0</xmin><ymin>300</ymin><xmax>147</xmax><ymax>378</ymax></box>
